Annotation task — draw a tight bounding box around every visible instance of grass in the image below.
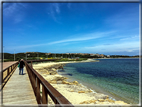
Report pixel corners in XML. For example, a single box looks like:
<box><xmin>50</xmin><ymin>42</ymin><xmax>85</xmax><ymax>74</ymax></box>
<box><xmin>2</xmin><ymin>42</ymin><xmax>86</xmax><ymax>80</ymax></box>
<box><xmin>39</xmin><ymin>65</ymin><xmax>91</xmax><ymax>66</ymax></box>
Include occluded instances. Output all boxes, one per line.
<box><xmin>55</xmin><ymin>58</ymin><xmax>88</xmax><ymax>62</ymax></box>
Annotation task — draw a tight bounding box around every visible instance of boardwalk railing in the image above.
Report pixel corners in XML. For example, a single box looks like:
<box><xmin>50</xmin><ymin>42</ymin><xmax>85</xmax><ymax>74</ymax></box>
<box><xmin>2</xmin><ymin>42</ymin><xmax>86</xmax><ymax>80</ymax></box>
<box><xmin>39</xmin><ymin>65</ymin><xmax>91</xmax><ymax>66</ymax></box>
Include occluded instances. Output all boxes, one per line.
<box><xmin>1</xmin><ymin>62</ymin><xmax>19</xmax><ymax>90</ymax></box>
<box><xmin>24</xmin><ymin>60</ymin><xmax>74</xmax><ymax>106</ymax></box>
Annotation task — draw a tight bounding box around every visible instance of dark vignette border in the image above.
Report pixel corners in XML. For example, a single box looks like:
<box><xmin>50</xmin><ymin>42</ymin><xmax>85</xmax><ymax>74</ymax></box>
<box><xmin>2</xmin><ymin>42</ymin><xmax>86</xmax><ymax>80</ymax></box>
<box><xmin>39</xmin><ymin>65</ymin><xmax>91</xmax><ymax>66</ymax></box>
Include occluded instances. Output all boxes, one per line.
<box><xmin>1</xmin><ymin>0</ymin><xmax>142</xmax><ymax>107</ymax></box>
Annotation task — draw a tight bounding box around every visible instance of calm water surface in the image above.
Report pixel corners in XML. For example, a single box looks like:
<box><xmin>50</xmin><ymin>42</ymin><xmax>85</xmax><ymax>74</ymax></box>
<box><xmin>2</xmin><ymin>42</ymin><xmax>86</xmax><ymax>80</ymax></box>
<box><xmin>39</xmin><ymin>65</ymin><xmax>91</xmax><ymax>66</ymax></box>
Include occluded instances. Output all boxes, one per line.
<box><xmin>59</xmin><ymin>58</ymin><xmax>139</xmax><ymax>104</ymax></box>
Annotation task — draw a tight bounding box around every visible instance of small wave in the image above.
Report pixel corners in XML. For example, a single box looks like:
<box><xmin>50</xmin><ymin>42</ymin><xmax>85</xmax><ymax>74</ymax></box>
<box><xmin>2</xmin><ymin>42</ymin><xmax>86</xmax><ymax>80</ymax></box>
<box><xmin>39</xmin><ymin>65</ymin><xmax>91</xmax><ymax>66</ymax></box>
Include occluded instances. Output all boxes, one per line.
<box><xmin>58</xmin><ymin>69</ymin><xmax>65</xmax><ymax>72</ymax></box>
<box><xmin>89</xmin><ymin>88</ymin><xmax>97</xmax><ymax>93</ymax></box>
<box><xmin>61</xmin><ymin>73</ymin><xmax>73</xmax><ymax>76</ymax></box>
<box><xmin>109</xmin><ymin>97</ymin><xmax>116</xmax><ymax>101</ymax></box>
<box><xmin>79</xmin><ymin>83</ymin><xmax>97</xmax><ymax>93</ymax></box>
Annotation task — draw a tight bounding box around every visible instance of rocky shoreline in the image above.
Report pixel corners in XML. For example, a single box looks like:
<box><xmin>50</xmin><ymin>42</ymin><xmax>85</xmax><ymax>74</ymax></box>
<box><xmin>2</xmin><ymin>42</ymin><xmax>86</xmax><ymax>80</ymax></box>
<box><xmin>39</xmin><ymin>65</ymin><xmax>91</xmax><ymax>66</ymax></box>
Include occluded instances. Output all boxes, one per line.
<box><xmin>33</xmin><ymin>62</ymin><xmax>129</xmax><ymax>105</ymax></box>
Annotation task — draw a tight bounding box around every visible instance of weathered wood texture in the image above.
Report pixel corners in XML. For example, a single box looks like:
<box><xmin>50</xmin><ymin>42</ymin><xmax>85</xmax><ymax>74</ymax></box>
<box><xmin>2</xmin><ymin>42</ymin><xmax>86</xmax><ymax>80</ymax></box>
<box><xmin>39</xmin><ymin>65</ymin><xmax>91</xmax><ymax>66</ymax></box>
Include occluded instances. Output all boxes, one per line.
<box><xmin>2</xmin><ymin>67</ymin><xmax>37</xmax><ymax>105</ymax></box>
<box><xmin>1</xmin><ymin>61</ymin><xmax>17</xmax><ymax>70</ymax></box>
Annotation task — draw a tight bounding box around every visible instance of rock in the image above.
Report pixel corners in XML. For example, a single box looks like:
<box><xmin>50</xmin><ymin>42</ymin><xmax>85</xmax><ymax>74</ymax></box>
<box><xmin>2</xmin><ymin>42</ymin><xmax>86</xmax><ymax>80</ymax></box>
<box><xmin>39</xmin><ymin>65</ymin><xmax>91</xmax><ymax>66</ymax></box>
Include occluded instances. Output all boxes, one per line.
<box><xmin>115</xmin><ymin>101</ymin><xmax>127</xmax><ymax>105</ymax></box>
<box><xmin>80</xmin><ymin>100</ymin><xmax>97</xmax><ymax>104</ymax></box>
<box><xmin>58</xmin><ymin>65</ymin><xmax>64</xmax><ymax>69</ymax></box>
<box><xmin>70</xmin><ymin>90</ymin><xmax>74</xmax><ymax>92</ymax></box>
<box><xmin>98</xmin><ymin>99</ymin><xmax>105</xmax><ymax>102</ymax></box>
<box><xmin>68</xmin><ymin>83</ymin><xmax>74</xmax><ymax>85</ymax></box>
<box><xmin>79</xmin><ymin>102</ymin><xmax>84</xmax><ymax>104</ymax></box>
<box><xmin>106</xmin><ymin>99</ymin><xmax>115</xmax><ymax>103</ymax></box>
<box><xmin>87</xmin><ymin>90</ymin><xmax>92</xmax><ymax>93</ymax></box>
<box><xmin>39</xmin><ymin>69</ymin><xmax>47</xmax><ymax>72</ymax></box>
<box><xmin>52</xmin><ymin>68</ymin><xmax>56</xmax><ymax>71</ymax></box>
<box><xmin>49</xmin><ymin>71</ymin><xmax>57</xmax><ymax>75</ymax></box>
<box><xmin>73</xmin><ymin>81</ymin><xmax>78</xmax><ymax>85</ymax></box>
<box><xmin>46</xmin><ymin>72</ymin><xmax>50</xmax><ymax>75</ymax></box>
<box><xmin>94</xmin><ymin>93</ymin><xmax>109</xmax><ymax>99</ymax></box>
<box><xmin>62</xmin><ymin>81</ymin><xmax>70</xmax><ymax>84</ymax></box>
<box><xmin>50</xmin><ymin>80</ymin><xmax>57</xmax><ymax>84</ymax></box>
<box><xmin>77</xmin><ymin>84</ymin><xmax>82</xmax><ymax>87</ymax></box>
<box><xmin>79</xmin><ymin>101</ymin><xmax>90</xmax><ymax>104</ymax></box>
<box><xmin>101</xmin><ymin>102</ymin><xmax>112</xmax><ymax>104</ymax></box>
<box><xmin>56</xmin><ymin>81</ymin><xmax>62</xmax><ymax>84</ymax></box>
<box><xmin>78</xmin><ymin>91</ymin><xmax>85</xmax><ymax>93</ymax></box>
<box><xmin>89</xmin><ymin>100</ymin><xmax>97</xmax><ymax>103</ymax></box>
<box><xmin>95</xmin><ymin>101</ymin><xmax>99</xmax><ymax>104</ymax></box>
<box><xmin>54</xmin><ymin>77</ymin><xmax>68</xmax><ymax>81</ymax></box>
<box><xmin>61</xmin><ymin>80</ymin><xmax>74</xmax><ymax>85</ymax></box>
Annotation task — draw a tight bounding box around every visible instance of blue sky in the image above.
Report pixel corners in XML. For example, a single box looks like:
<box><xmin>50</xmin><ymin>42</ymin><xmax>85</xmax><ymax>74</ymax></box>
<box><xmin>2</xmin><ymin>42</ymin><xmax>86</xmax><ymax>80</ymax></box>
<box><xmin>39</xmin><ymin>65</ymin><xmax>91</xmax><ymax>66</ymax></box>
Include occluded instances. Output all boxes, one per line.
<box><xmin>3</xmin><ymin>2</ymin><xmax>139</xmax><ymax>55</ymax></box>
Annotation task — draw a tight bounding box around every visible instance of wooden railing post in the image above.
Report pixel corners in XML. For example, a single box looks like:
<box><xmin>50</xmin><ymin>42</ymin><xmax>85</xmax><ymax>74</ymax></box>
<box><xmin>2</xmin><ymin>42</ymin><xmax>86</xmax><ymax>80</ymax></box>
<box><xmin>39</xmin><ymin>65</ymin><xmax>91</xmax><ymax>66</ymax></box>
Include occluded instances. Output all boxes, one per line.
<box><xmin>11</xmin><ymin>66</ymin><xmax>12</xmax><ymax>72</ymax></box>
<box><xmin>37</xmin><ymin>78</ymin><xmax>41</xmax><ymax>104</ymax></box>
<box><xmin>1</xmin><ymin>62</ymin><xmax>18</xmax><ymax>90</ymax></box>
<box><xmin>33</xmin><ymin>74</ymin><xmax>36</xmax><ymax>95</ymax></box>
<box><xmin>7</xmin><ymin>68</ymin><xmax>9</xmax><ymax>76</ymax></box>
<box><xmin>2</xmin><ymin>71</ymin><xmax>3</xmax><ymax>84</ymax></box>
<box><xmin>31</xmin><ymin>61</ymin><xmax>33</xmax><ymax>68</ymax></box>
<box><xmin>24</xmin><ymin>60</ymin><xmax>73</xmax><ymax>106</ymax></box>
<box><xmin>42</xmin><ymin>85</ymin><xmax>48</xmax><ymax>104</ymax></box>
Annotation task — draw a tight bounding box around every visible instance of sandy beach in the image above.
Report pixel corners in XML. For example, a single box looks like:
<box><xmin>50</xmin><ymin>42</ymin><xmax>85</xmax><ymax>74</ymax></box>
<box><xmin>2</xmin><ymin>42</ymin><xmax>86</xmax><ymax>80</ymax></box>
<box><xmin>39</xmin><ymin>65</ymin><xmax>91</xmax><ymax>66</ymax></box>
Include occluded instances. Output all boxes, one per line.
<box><xmin>33</xmin><ymin>61</ymin><xmax>129</xmax><ymax>105</ymax></box>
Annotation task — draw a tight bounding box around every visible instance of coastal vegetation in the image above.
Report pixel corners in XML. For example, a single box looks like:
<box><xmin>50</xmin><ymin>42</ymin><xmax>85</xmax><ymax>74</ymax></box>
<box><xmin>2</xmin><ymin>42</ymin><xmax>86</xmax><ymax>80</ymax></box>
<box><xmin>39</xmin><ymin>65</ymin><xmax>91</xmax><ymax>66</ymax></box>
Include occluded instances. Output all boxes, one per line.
<box><xmin>1</xmin><ymin>52</ymin><xmax>140</xmax><ymax>62</ymax></box>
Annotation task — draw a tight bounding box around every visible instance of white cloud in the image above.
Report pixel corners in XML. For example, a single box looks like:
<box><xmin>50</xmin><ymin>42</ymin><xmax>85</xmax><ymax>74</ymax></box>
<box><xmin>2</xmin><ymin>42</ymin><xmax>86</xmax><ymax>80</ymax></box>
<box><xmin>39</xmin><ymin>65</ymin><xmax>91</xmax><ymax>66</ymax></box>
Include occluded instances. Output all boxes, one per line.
<box><xmin>7</xmin><ymin>30</ymin><xmax>116</xmax><ymax>49</ymax></box>
<box><xmin>3</xmin><ymin>3</ymin><xmax>28</xmax><ymax>23</ymax></box>
<box><xmin>3</xmin><ymin>3</ymin><xmax>17</xmax><ymax>16</ymax></box>
<box><xmin>48</xmin><ymin>31</ymin><xmax>116</xmax><ymax>45</ymax></box>
<box><xmin>120</xmin><ymin>35</ymin><xmax>139</xmax><ymax>41</ymax></box>
<box><xmin>47</xmin><ymin>3</ymin><xmax>62</xmax><ymax>23</ymax></box>
<box><xmin>85</xmin><ymin>41</ymin><xmax>139</xmax><ymax>53</ymax></box>
<box><xmin>53</xmin><ymin>3</ymin><xmax>60</xmax><ymax>14</ymax></box>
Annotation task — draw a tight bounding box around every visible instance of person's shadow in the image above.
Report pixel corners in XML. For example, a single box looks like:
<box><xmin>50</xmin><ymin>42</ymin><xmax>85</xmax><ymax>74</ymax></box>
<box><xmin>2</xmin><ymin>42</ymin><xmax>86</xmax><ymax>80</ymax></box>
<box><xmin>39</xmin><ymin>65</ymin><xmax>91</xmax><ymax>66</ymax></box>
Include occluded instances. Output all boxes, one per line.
<box><xmin>21</xmin><ymin>73</ymin><xmax>26</xmax><ymax>75</ymax></box>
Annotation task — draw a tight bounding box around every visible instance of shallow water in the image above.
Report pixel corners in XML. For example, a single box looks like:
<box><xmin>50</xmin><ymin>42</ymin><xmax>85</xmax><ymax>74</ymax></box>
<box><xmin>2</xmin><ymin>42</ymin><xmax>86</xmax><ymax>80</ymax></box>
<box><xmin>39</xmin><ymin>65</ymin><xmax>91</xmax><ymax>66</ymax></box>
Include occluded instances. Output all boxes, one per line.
<box><xmin>58</xmin><ymin>58</ymin><xmax>139</xmax><ymax>104</ymax></box>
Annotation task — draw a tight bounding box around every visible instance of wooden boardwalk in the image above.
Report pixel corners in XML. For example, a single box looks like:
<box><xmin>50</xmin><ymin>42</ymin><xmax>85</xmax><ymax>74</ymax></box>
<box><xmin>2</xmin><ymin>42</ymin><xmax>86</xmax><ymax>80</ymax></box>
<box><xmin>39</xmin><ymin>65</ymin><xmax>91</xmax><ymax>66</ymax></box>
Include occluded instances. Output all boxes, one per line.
<box><xmin>2</xmin><ymin>61</ymin><xmax>17</xmax><ymax>70</ymax></box>
<box><xmin>2</xmin><ymin>67</ymin><xmax>37</xmax><ymax>105</ymax></box>
<box><xmin>0</xmin><ymin>61</ymin><xmax>17</xmax><ymax>105</ymax></box>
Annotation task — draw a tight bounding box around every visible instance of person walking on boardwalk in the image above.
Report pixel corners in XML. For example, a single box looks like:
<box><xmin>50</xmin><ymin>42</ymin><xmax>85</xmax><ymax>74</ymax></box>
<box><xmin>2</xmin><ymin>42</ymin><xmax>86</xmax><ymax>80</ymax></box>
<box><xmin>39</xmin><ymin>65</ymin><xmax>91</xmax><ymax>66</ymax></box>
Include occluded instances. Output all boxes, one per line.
<box><xmin>19</xmin><ymin>59</ymin><xmax>25</xmax><ymax>75</ymax></box>
<box><xmin>18</xmin><ymin>59</ymin><xmax>21</xmax><ymax>74</ymax></box>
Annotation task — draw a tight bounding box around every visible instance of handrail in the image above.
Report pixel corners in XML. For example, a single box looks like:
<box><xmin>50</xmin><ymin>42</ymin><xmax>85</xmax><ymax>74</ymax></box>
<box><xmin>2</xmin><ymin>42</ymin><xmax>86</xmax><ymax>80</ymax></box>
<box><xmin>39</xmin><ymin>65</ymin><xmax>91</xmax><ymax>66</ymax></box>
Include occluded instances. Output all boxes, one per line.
<box><xmin>24</xmin><ymin>60</ymin><xmax>74</xmax><ymax>106</ymax></box>
<box><xmin>1</xmin><ymin>62</ymin><xmax>19</xmax><ymax>90</ymax></box>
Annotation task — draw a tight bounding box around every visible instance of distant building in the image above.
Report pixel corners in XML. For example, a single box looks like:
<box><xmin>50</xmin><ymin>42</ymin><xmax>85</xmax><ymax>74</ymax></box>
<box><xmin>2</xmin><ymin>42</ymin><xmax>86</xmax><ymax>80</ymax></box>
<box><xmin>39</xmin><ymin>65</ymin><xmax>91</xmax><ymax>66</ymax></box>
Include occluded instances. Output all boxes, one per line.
<box><xmin>26</xmin><ymin>52</ymin><xmax>35</xmax><ymax>53</ymax></box>
<box><xmin>48</xmin><ymin>53</ymin><xmax>51</xmax><ymax>55</ymax></box>
<box><xmin>76</xmin><ymin>57</ymin><xmax>80</xmax><ymax>59</ymax></box>
<box><xmin>107</xmin><ymin>55</ymin><xmax>110</xmax><ymax>57</ymax></box>
<box><xmin>84</xmin><ymin>53</ymin><xmax>89</xmax><ymax>55</ymax></box>
<box><xmin>100</xmin><ymin>54</ymin><xmax>105</xmax><ymax>58</ymax></box>
<box><xmin>94</xmin><ymin>54</ymin><xmax>100</xmax><ymax>57</ymax></box>
<box><xmin>90</xmin><ymin>54</ymin><xmax>95</xmax><ymax>56</ymax></box>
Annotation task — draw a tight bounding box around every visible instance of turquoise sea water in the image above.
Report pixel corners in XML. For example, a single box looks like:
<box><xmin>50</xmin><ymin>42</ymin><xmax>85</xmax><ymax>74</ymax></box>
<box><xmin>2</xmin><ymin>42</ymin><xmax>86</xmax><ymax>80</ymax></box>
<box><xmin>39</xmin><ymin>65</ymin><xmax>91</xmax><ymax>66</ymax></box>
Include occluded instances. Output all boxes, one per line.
<box><xmin>58</xmin><ymin>58</ymin><xmax>139</xmax><ymax>104</ymax></box>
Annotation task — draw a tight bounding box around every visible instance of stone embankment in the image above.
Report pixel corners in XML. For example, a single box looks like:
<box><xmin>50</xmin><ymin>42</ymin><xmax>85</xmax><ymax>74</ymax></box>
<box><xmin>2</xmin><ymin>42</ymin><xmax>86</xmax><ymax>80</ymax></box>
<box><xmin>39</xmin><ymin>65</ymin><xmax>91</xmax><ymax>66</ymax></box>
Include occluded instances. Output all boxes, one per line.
<box><xmin>33</xmin><ymin>62</ymin><xmax>128</xmax><ymax>105</ymax></box>
<box><xmin>35</xmin><ymin>64</ymin><xmax>64</xmax><ymax>75</ymax></box>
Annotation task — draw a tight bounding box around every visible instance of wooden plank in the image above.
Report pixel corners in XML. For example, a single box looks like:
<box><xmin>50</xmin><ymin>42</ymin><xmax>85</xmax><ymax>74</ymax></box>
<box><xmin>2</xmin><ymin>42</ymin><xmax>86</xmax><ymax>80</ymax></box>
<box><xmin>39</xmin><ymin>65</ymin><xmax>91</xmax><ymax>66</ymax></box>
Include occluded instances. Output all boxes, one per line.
<box><xmin>3</xmin><ymin>67</ymin><xmax>37</xmax><ymax>105</ymax></box>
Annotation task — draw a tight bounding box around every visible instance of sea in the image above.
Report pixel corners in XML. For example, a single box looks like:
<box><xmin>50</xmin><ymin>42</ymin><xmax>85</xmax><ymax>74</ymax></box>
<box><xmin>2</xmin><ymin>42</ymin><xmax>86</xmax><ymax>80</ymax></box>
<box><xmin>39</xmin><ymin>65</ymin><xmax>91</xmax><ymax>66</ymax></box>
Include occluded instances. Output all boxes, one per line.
<box><xmin>58</xmin><ymin>58</ymin><xmax>140</xmax><ymax>104</ymax></box>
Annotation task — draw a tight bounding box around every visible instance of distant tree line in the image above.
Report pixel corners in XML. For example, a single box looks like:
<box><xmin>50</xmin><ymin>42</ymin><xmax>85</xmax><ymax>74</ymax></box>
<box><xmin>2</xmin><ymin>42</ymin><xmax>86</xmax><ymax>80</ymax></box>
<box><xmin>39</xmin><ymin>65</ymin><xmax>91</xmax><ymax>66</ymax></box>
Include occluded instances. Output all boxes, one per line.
<box><xmin>1</xmin><ymin>52</ymin><xmax>139</xmax><ymax>62</ymax></box>
<box><xmin>2</xmin><ymin>52</ymin><xmax>102</xmax><ymax>61</ymax></box>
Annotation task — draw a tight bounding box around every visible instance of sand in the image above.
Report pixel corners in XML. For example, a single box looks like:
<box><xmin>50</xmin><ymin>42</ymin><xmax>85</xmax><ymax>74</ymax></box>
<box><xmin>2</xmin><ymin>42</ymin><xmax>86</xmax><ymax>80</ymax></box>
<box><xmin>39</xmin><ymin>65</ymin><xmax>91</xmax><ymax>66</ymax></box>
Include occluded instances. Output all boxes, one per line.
<box><xmin>33</xmin><ymin>61</ymin><xmax>129</xmax><ymax>105</ymax></box>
